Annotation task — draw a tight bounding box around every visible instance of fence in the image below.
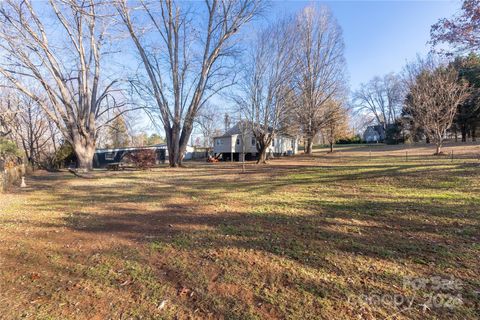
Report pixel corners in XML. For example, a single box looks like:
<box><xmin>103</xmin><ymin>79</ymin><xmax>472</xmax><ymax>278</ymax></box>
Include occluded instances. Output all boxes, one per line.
<box><xmin>1</xmin><ymin>164</ymin><xmax>26</xmax><ymax>192</ymax></box>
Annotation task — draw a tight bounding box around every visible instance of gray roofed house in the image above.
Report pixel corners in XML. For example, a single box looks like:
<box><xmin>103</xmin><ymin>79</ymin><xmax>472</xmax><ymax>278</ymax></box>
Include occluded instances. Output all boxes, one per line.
<box><xmin>363</xmin><ymin>125</ymin><xmax>386</xmax><ymax>143</ymax></box>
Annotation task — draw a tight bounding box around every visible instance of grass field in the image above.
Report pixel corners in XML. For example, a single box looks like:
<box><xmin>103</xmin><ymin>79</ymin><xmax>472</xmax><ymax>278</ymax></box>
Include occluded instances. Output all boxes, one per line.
<box><xmin>0</xmin><ymin>143</ymin><xmax>479</xmax><ymax>319</ymax></box>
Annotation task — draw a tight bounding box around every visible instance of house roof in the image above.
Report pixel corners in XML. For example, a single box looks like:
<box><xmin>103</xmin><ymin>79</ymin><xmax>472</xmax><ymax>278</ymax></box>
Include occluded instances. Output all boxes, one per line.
<box><xmin>95</xmin><ymin>144</ymin><xmax>168</xmax><ymax>154</ymax></box>
<box><xmin>214</xmin><ymin>121</ymin><xmax>252</xmax><ymax>138</ymax></box>
<box><xmin>214</xmin><ymin>121</ymin><xmax>295</xmax><ymax>139</ymax></box>
<box><xmin>365</xmin><ymin>125</ymin><xmax>385</xmax><ymax>134</ymax></box>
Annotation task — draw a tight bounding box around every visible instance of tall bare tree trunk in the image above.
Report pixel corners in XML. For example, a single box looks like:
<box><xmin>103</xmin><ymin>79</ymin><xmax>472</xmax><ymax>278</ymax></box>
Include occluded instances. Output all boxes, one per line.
<box><xmin>73</xmin><ymin>134</ymin><xmax>96</xmax><ymax>171</ymax></box>
<box><xmin>76</xmin><ymin>150</ymin><xmax>95</xmax><ymax>171</ymax></box>
<box><xmin>256</xmin><ymin>141</ymin><xmax>268</xmax><ymax>164</ymax></box>
<box><xmin>242</xmin><ymin>152</ymin><xmax>246</xmax><ymax>173</ymax></box>
<box><xmin>164</xmin><ymin>120</ymin><xmax>194</xmax><ymax>167</ymax></box>
<box><xmin>257</xmin><ymin>149</ymin><xmax>267</xmax><ymax>164</ymax></box>
<box><xmin>472</xmin><ymin>126</ymin><xmax>476</xmax><ymax>142</ymax></box>
<box><xmin>434</xmin><ymin>131</ymin><xmax>444</xmax><ymax>155</ymax></box>
<box><xmin>305</xmin><ymin>137</ymin><xmax>314</xmax><ymax>154</ymax></box>
<box><xmin>328</xmin><ymin>123</ymin><xmax>336</xmax><ymax>153</ymax></box>
<box><xmin>435</xmin><ymin>142</ymin><xmax>442</xmax><ymax>155</ymax></box>
<box><xmin>166</xmin><ymin>127</ymin><xmax>182</xmax><ymax>167</ymax></box>
<box><xmin>177</xmin><ymin>120</ymin><xmax>195</xmax><ymax>167</ymax></box>
<box><xmin>29</xmin><ymin>143</ymin><xmax>35</xmax><ymax>169</ymax></box>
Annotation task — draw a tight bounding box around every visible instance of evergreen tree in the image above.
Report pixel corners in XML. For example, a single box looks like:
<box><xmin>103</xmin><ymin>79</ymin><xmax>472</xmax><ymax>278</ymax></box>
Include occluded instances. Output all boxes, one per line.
<box><xmin>107</xmin><ymin>115</ymin><xmax>130</xmax><ymax>148</ymax></box>
<box><xmin>146</xmin><ymin>134</ymin><xmax>165</xmax><ymax>146</ymax></box>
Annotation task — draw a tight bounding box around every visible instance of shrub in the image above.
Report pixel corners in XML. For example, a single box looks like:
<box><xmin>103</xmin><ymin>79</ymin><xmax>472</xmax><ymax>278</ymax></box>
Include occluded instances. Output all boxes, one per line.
<box><xmin>0</xmin><ymin>138</ymin><xmax>21</xmax><ymax>169</ymax></box>
<box><xmin>123</xmin><ymin>149</ymin><xmax>156</xmax><ymax>169</ymax></box>
<box><xmin>39</xmin><ymin>142</ymin><xmax>75</xmax><ymax>171</ymax></box>
<box><xmin>337</xmin><ymin>135</ymin><xmax>363</xmax><ymax>144</ymax></box>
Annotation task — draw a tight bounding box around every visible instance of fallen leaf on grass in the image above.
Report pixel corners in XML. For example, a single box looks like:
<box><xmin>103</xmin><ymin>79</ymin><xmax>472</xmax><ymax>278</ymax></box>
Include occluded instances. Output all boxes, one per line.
<box><xmin>119</xmin><ymin>279</ymin><xmax>132</xmax><ymax>286</ymax></box>
<box><xmin>178</xmin><ymin>287</ymin><xmax>194</xmax><ymax>298</ymax></box>
<box><xmin>30</xmin><ymin>273</ymin><xmax>40</xmax><ymax>281</ymax></box>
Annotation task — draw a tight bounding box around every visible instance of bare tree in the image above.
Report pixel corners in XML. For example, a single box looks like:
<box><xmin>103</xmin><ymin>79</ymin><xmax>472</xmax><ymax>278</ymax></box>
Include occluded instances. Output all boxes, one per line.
<box><xmin>431</xmin><ymin>0</ymin><xmax>480</xmax><ymax>54</ymax></box>
<box><xmin>0</xmin><ymin>102</ymin><xmax>12</xmax><ymax>138</ymax></box>
<box><xmin>117</xmin><ymin>0</ymin><xmax>262</xmax><ymax>167</ymax></box>
<box><xmin>196</xmin><ymin>104</ymin><xmax>221</xmax><ymax>149</ymax></box>
<box><xmin>405</xmin><ymin>58</ymin><xmax>469</xmax><ymax>154</ymax></box>
<box><xmin>0</xmin><ymin>89</ymin><xmax>62</xmax><ymax>169</ymax></box>
<box><xmin>351</xmin><ymin>111</ymin><xmax>374</xmax><ymax>138</ymax></box>
<box><xmin>294</xmin><ymin>5</ymin><xmax>346</xmax><ymax>155</ymax></box>
<box><xmin>2</xmin><ymin>94</ymin><xmax>53</xmax><ymax>168</ymax></box>
<box><xmin>353</xmin><ymin>73</ymin><xmax>403</xmax><ymax>131</ymax></box>
<box><xmin>235</xmin><ymin>17</ymin><xmax>296</xmax><ymax>164</ymax></box>
<box><xmin>0</xmin><ymin>0</ymin><xmax>125</xmax><ymax>171</ymax></box>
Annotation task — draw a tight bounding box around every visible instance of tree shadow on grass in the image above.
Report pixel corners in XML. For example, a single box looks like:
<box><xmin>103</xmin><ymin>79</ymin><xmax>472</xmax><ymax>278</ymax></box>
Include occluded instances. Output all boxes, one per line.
<box><xmin>12</xmin><ymin>165</ymin><xmax>480</xmax><ymax>318</ymax></box>
<box><xmin>41</xmin><ymin>199</ymin><xmax>478</xmax><ymax>318</ymax></box>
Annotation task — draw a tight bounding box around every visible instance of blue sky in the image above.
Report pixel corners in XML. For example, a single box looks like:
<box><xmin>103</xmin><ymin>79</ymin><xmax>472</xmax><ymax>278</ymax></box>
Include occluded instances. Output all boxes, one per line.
<box><xmin>271</xmin><ymin>0</ymin><xmax>460</xmax><ymax>92</ymax></box>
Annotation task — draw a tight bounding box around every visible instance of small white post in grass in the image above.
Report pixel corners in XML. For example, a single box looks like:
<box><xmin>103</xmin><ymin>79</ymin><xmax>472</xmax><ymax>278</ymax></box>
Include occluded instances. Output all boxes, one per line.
<box><xmin>20</xmin><ymin>176</ymin><xmax>27</xmax><ymax>188</ymax></box>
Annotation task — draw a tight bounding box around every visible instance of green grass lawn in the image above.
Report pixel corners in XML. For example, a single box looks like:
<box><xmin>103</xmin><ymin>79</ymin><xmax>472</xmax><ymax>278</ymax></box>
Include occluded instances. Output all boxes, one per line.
<box><xmin>0</xmin><ymin>145</ymin><xmax>479</xmax><ymax>319</ymax></box>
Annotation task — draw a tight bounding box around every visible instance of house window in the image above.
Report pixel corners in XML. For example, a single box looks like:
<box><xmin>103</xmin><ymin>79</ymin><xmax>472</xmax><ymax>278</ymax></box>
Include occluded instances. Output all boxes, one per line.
<box><xmin>216</xmin><ymin>140</ymin><xmax>220</xmax><ymax>146</ymax></box>
<box><xmin>105</xmin><ymin>152</ymin><xmax>115</xmax><ymax>161</ymax></box>
<box><xmin>272</xmin><ymin>139</ymin><xmax>275</xmax><ymax>147</ymax></box>
<box><xmin>251</xmin><ymin>137</ymin><xmax>256</xmax><ymax>145</ymax></box>
<box><xmin>236</xmin><ymin>138</ymin><xmax>240</xmax><ymax>145</ymax></box>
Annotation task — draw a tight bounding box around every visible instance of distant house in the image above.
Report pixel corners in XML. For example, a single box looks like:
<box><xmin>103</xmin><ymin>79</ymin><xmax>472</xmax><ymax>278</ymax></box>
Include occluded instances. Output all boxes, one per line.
<box><xmin>213</xmin><ymin>121</ymin><xmax>298</xmax><ymax>161</ymax></box>
<box><xmin>93</xmin><ymin>144</ymin><xmax>194</xmax><ymax>168</ymax></box>
<box><xmin>363</xmin><ymin>125</ymin><xmax>386</xmax><ymax>143</ymax></box>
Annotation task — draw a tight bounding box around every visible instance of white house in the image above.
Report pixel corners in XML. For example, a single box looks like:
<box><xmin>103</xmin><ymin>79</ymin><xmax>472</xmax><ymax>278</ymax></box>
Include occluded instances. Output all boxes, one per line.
<box><xmin>213</xmin><ymin>121</ymin><xmax>298</xmax><ymax>161</ymax></box>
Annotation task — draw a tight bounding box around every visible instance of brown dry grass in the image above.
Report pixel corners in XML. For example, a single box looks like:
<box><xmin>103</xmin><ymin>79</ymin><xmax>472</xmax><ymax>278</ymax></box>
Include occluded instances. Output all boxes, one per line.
<box><xmin>0</xmin><ymin>143</ymin><xmax>479</xmax><ymax>319</ymax></box>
